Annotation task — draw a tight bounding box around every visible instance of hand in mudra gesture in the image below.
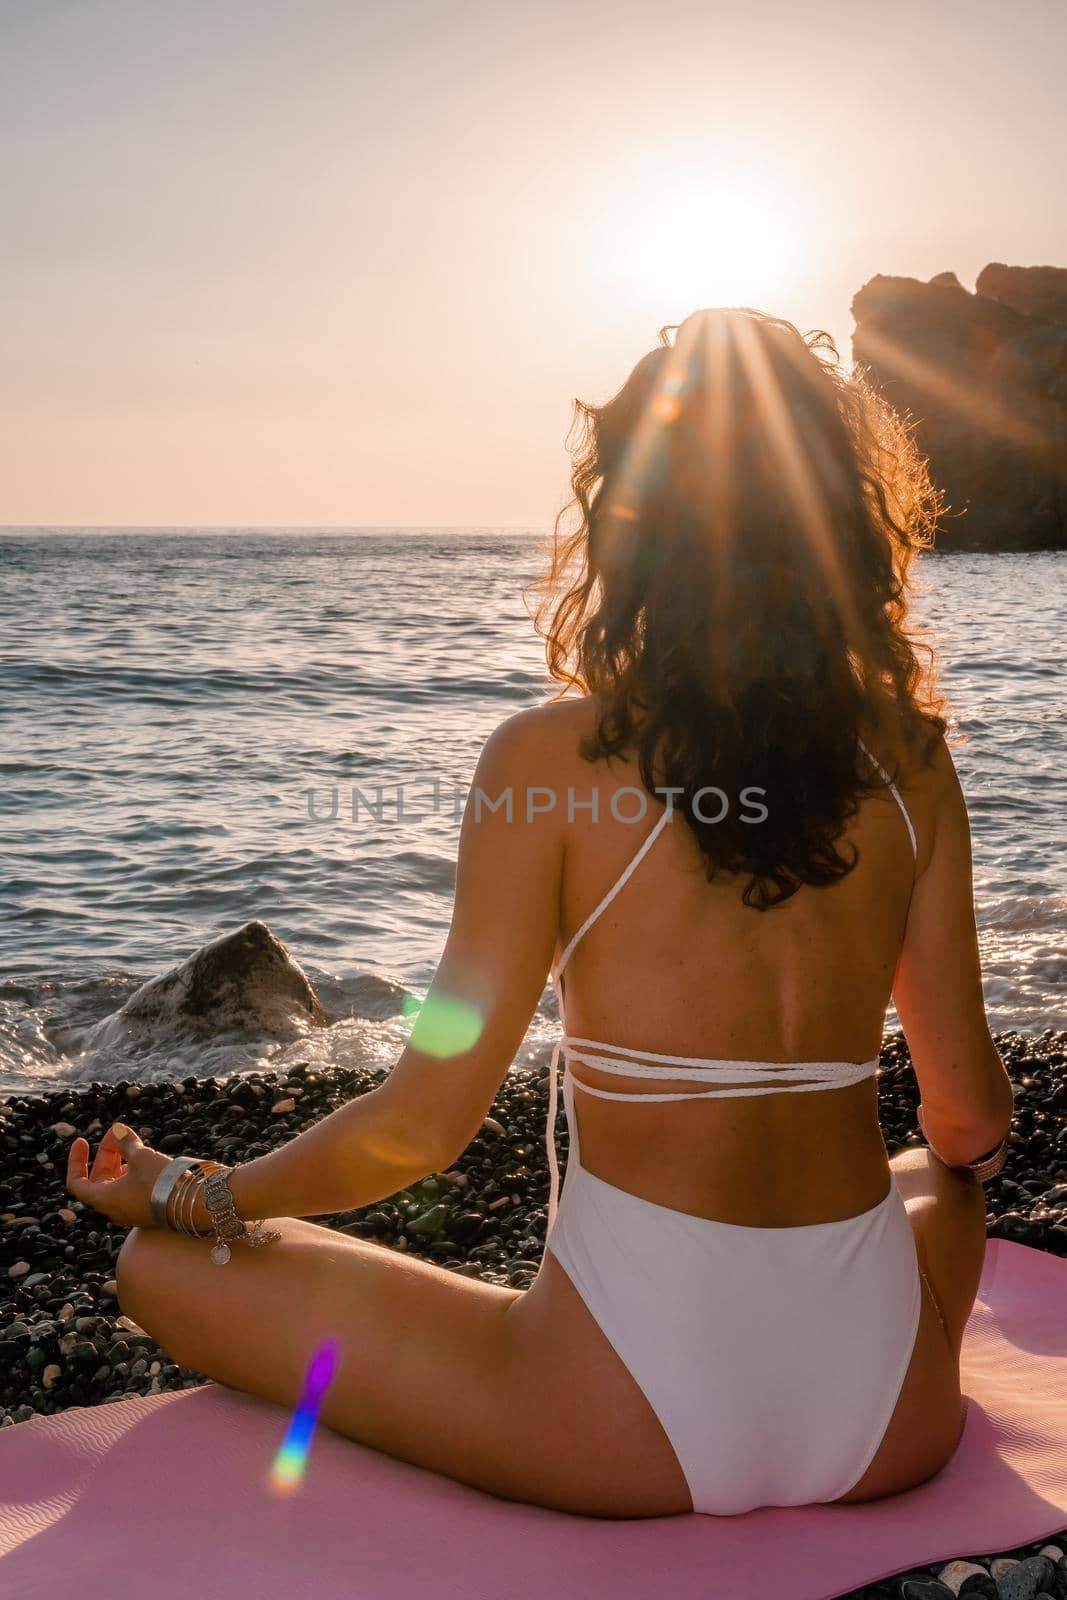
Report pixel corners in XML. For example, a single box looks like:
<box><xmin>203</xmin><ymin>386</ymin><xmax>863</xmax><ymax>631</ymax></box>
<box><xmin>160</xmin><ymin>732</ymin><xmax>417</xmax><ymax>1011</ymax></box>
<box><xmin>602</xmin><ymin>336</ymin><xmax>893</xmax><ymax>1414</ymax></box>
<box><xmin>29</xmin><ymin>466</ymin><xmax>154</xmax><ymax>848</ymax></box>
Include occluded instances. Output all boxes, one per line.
<box><xmin>65</xmin><ymin>1121</ymin><xmax>172</xmax><ymax>1229</ymax></box>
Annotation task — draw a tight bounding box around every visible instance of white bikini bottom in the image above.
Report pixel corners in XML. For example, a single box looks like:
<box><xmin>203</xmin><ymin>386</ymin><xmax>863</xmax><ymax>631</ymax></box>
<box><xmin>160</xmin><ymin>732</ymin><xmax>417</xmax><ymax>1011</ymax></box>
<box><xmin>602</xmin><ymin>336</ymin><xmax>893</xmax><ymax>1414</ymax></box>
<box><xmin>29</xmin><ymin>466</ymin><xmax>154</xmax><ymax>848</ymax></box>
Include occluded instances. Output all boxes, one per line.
<box><xmin>545</xmin><ymin>1072</ymin><xmax>924</xmax><ymax>1516</ymax></box>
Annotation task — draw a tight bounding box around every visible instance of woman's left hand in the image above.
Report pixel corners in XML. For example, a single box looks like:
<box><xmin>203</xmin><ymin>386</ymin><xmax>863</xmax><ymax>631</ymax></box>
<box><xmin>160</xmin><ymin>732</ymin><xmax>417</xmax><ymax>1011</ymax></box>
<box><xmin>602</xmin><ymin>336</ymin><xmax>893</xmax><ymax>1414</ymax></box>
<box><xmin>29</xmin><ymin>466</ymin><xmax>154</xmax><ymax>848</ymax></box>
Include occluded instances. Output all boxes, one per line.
<box><xmin>66</xmin><ymin>1122</ymin><xmax>171</xmax><ymax>1229</ymax></box>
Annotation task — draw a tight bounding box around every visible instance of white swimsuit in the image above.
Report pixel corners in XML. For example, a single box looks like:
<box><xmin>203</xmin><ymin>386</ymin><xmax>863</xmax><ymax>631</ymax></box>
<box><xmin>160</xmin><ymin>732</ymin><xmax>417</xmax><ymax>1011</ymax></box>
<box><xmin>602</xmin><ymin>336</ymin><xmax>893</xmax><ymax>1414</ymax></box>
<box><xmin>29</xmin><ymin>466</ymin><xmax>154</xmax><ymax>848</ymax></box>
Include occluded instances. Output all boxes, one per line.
<box><xmin>542</xmin><ymin>740</ymin><xmax>924</xmax><ymax>1515</ymax></box>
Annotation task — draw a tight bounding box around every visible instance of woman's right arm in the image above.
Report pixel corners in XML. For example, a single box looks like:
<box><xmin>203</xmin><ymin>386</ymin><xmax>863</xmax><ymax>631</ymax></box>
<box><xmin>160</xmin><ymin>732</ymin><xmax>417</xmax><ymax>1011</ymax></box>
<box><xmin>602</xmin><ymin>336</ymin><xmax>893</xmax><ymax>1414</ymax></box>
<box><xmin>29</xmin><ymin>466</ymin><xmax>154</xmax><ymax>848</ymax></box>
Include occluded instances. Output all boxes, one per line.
<box><xmin>891</xmin><ymin>734</ymin><xmax>1015</xmax><ymax>1166</ymax></box>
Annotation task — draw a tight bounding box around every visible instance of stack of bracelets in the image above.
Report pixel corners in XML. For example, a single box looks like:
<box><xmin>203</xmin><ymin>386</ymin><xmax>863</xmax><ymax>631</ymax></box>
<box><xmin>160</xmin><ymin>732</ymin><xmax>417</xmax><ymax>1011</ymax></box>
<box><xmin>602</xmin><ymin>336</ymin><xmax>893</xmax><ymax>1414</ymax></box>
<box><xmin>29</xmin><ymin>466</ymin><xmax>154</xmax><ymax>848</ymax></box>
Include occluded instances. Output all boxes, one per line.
<box><xmin>917</xmin><ymin>1103</ymin><xmax>1010</xmax><ymax>1184</ymax></box>
<box><xmin>149</xmin><ymin>1157</ymin><xmax>282</xmax><ymax>1265</ymax></box>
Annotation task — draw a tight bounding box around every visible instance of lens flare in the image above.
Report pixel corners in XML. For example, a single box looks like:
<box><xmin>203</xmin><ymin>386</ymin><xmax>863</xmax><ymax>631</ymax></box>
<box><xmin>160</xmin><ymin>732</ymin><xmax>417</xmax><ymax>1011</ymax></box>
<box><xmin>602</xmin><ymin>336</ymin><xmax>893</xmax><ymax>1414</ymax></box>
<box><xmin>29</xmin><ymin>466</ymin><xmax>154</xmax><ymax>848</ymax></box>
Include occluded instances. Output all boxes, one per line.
<box><xmin>403</xmin><ymin>991</ymin><xmax>484</xmax><ymax>1057</ymax></box>
<box><xmin>269</xmin><ymin>1335</ymin><xmax>342</xmax><ymax>1493</ymax></box>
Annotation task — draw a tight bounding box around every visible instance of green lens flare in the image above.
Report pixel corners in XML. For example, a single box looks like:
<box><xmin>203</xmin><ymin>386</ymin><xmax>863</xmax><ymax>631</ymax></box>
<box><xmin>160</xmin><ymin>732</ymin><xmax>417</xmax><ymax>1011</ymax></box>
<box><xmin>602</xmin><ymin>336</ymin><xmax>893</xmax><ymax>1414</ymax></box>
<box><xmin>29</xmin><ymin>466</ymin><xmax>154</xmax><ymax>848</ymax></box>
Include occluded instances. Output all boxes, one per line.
<box><xmin>404</xmin><ymin>992</ymin><xmax>483</xmax><ymax>1057</ymax></box>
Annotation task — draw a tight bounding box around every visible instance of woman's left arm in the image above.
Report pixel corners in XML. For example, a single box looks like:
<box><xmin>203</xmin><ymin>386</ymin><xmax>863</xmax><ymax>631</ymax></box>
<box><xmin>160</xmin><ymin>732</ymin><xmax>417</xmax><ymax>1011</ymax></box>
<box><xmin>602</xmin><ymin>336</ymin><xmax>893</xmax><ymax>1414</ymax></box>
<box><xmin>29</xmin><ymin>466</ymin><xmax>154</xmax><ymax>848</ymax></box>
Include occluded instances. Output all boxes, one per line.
<box><xmin>67</xmin><ymin>706</ymin><xmax>565</xmax><ymax>1228</ymax></box>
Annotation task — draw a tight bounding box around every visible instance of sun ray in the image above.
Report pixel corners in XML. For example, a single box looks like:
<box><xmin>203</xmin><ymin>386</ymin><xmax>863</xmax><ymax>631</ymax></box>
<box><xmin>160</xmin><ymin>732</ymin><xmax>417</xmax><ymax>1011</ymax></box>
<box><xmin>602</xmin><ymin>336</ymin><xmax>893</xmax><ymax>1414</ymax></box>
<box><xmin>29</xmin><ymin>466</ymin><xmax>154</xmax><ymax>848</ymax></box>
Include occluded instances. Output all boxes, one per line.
<box><xmin>731</xmin><ymin>313</ymin><xmax>866</xmax><ymax>656</ymax></box>
<box><xmin>698</xmin><ymin>312</ymin><xmax>738</xmax><ymax>682</ymax></box>
<box><xmin>854</xmin><ymin>324</ymin><xmax>1051</xmax><ymax>459</ymax></box>
<box><xmin>596</xmin><ymin>325</ymin><xmax>692</xmax><ymax>571</ymax></box>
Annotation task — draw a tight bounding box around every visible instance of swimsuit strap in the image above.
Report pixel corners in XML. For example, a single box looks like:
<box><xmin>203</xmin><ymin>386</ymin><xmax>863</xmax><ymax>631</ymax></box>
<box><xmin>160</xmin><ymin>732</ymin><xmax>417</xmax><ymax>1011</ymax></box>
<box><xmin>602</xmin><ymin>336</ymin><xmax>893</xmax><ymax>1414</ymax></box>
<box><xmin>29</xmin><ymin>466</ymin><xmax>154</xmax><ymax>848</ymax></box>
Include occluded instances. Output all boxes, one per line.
<box><xmin>552</xmin><ymin>740</ymin><xmax>914</xmax><ymax>986</ymax></box>
<box><xmin>551</xmin><ymin>802</ymin><xmax>673</xmax><ymax>983</ymax></box>
<box><xmin>547</xmin><ymin>798</ymin><xmax>676</xmax><ymax>1223</ymax></box>
<box><xmin>856</xmin><ymin>736</ymin><xmax>917</xmax><ymax>860</ymax></box>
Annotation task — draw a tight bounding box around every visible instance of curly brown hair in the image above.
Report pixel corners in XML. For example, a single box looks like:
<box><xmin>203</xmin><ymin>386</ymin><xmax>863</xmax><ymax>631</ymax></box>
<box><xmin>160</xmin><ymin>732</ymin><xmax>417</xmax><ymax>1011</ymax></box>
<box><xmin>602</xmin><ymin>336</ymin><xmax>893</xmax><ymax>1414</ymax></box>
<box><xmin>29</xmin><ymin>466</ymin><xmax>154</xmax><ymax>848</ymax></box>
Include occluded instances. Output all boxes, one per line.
<box><xmin>527</xmin><ymin>307</ymin><xmax>950</xmax><ymax>910</ymax></box>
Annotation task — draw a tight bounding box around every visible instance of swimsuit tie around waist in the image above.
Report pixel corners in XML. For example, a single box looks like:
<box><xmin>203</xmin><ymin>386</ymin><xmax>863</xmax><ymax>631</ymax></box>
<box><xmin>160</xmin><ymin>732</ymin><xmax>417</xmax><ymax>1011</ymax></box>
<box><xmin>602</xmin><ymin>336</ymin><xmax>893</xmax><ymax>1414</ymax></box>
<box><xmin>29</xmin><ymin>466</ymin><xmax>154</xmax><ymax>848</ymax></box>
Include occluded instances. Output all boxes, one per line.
<box><xmin>543</xmin><ymin>1013</ymin><xmax>880</xmax><ymax>1232</ymax></box>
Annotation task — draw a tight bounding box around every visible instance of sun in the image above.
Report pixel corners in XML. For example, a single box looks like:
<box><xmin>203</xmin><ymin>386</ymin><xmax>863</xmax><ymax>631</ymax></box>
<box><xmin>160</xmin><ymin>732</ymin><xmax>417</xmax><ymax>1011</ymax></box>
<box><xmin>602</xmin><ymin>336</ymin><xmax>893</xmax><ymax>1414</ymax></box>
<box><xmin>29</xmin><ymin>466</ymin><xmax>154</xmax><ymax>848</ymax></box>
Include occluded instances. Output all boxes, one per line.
<box><xmin>584</xmin><ymin>161</ymin><xmax>810</xmax><ymax>322</ymax></box>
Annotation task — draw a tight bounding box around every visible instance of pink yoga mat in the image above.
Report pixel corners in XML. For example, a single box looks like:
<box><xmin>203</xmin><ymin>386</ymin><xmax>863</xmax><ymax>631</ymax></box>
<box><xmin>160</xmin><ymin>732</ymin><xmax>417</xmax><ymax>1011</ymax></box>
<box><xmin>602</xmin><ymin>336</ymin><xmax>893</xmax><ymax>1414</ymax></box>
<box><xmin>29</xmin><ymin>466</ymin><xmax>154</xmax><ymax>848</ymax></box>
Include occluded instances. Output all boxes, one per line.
<box><xmin>1</xmin><ymin>1239</ymin><xmax>1065</xmax><ymax>1600</ymax></box>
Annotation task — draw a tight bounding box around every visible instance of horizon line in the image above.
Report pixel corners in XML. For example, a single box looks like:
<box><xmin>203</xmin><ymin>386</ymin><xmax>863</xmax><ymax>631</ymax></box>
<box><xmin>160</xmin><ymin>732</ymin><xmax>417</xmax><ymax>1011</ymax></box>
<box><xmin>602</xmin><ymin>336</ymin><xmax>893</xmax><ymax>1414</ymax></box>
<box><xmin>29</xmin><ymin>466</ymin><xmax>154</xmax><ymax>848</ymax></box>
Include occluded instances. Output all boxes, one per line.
<box><xmin>0</xmin><ymin>523</ymin><xmax>553</xmax><ymax>533</ymax></box>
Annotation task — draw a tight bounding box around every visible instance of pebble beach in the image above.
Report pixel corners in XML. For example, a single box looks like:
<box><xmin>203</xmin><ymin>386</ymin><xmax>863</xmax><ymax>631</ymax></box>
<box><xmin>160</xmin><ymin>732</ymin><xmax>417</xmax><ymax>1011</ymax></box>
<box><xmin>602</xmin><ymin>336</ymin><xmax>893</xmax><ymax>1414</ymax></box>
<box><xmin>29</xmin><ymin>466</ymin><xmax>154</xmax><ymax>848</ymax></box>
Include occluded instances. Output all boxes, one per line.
<box><xmin>2</xmin><ymin>1028</ymin><xmax>1065</xmax><ymax>1599</ymax></box>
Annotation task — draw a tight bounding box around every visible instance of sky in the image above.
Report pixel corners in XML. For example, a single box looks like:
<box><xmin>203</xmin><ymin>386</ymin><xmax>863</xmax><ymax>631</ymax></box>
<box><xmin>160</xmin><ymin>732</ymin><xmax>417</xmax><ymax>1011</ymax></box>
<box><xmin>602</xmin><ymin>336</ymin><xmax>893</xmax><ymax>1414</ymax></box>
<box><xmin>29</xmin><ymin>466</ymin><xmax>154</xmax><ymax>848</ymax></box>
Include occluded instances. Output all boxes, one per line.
<box><xmin>3</xmin><ymin>0</ymin><xmax>1066</xmax><ymax>528</ymax></box>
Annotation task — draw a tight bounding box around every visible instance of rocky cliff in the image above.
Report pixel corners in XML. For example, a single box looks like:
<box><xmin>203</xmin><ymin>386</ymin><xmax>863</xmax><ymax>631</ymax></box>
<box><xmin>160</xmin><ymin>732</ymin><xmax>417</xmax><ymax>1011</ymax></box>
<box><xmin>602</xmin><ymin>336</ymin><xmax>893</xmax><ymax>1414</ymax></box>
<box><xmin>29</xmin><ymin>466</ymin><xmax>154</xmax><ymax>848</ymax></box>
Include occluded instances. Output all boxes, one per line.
<box><xmin>851</xmin><ymin>265</ymin><xmax>1067</xmax><ymax>551</ymax></box>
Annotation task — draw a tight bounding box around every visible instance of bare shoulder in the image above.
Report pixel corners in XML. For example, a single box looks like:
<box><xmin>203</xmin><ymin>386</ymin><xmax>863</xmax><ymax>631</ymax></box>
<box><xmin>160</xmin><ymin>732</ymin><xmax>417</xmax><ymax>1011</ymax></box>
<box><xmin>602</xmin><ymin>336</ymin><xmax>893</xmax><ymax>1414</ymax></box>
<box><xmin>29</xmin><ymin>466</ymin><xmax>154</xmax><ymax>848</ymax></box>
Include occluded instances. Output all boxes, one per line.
<box><xmin>890</xmin><ymin>726</ymin><xmax>973</xmax><ymax>879</ymax></box>
<box><xmin>476</xmin><ymin>695</ymin><xmax>598</xmax><ymax>777</ymax></box>
<box><xmin>859</xmin><ymin>720</ymin><xmax>963</xmax><ymax>871</ymax></box>
<box><xmin>899</xmin><ymin>725</ymin><xmax>967</xmax><ymax>808</ymax></box>
<box><xmin>869</xmin><ymin>718</ymin><xmax>957</xmax><ymax>798</ymax></box>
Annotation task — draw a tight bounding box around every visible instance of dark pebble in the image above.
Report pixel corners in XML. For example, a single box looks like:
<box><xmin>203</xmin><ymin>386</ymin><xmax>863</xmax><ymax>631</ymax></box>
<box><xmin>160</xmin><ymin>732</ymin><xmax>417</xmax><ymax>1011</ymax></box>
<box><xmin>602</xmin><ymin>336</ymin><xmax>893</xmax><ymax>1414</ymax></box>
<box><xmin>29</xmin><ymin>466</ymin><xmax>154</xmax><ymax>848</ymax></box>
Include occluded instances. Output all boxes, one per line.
<box><xmin>451</xmin><ymin>1211</ymin><xmax>486</xmax><ymax>1243</ymax></box>
<box><xmin>958</xmin><ymin>1573</ymin><xmax>999</xmax><ymax>1598</ymax></box>
<box><xmin>998</xmin><ymin>1557</ymin><xmax>1057</xmax><ymax>1600</ymax></box>
<box><xmin>957</xmin><ymin>1573</ymin><xmax>999</xmax><ymax>1598</ymax></box>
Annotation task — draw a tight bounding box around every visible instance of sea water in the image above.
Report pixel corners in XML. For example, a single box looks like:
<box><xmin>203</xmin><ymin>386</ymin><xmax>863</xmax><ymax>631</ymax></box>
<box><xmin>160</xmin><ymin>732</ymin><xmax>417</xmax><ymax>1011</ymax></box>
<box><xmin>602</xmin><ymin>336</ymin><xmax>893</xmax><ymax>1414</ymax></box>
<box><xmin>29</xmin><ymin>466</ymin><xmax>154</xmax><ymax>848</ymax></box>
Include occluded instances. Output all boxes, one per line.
<box><xmin>0</xmin><ymin>529</ymin><xmax>1063</xmax><ymax>1094</ymax></box>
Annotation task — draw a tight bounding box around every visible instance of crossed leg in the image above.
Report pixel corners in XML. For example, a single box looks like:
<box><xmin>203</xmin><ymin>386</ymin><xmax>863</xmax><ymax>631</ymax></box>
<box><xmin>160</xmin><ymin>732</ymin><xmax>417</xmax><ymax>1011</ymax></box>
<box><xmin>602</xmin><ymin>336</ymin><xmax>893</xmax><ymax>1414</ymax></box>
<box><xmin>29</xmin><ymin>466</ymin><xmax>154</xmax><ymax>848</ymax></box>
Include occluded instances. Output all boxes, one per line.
<box><xmin>117</xmin><ymin>1145</ymin><xmax>987</xmax><ymax>1520</ymax></box>
<box><xmin>115</xmin><ymin>1217</ymin><xmax>690</xmax><ymax>1518</ymax></box>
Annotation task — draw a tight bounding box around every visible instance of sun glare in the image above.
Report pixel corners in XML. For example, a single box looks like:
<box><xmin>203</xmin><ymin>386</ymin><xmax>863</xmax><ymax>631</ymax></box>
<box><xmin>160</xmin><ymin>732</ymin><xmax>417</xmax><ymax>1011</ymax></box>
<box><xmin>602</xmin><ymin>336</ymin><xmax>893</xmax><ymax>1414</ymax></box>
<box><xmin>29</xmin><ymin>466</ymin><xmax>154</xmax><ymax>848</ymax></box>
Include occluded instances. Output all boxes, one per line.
<box><xmin>587</xmin><ymin>166</ymin><xmax>809</xmax><ymax>322</ymax></box>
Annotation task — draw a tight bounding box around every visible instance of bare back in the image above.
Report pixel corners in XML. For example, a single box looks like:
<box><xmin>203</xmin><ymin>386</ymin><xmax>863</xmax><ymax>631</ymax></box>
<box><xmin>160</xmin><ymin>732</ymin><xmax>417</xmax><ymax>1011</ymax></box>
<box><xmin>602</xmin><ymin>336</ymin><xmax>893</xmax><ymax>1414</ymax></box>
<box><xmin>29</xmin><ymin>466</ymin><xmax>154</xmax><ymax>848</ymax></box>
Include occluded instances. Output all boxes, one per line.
<box><xmin>549</xmin><ymin>696</ymin><xmax>935</xmax><ymax>1228</ymax></box>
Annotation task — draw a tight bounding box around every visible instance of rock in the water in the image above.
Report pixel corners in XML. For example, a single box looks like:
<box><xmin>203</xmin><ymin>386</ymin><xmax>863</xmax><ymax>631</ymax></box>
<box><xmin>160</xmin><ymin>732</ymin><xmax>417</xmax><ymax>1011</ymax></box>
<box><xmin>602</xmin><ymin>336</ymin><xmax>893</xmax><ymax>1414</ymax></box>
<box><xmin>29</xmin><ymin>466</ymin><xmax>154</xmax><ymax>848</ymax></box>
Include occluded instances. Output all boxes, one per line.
<box><xmin>80</xmin><ymin>921</ymin><xmax>328</xmax><ymax>1054</ymax></box>
<box><xmin>851</xmin><ymin>265</ymin><xmax>1067</xmax><ymax>552</ymax></box>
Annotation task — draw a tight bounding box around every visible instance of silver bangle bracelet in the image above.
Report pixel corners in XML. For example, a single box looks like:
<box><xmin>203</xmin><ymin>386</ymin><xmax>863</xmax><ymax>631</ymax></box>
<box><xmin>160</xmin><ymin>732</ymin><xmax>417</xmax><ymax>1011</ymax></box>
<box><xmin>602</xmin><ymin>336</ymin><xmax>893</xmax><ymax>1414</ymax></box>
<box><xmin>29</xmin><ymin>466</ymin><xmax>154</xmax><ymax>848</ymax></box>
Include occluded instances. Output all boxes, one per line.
<box><xmin>173</xmin><ymin>1161</ymin><xmax>225</xmax><ymax>1236</ymax></box>
<box><xmin>917</xmin><ymin>1104</ymin><xmax>1009</xmax><ymax>1184</ymax></box>
<box><xmin>179</xmin><ymin>1170</ymin><xmax>202</xmax><ymax>1235</ymax></box>
<box><xmin>153</xmin><ymin>1154</ymin><xmax>281</xmax><ymax>1259</ymax></box>
<box><xmin>150</xmin><ymin>1156</ymin><xmax>201</xmax><ymax>1229</ymax></box>
<box><xmin>957</xmin><ymin>1136</ymin><xmax>1009</xmax><ymax>1183</ymax></box>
